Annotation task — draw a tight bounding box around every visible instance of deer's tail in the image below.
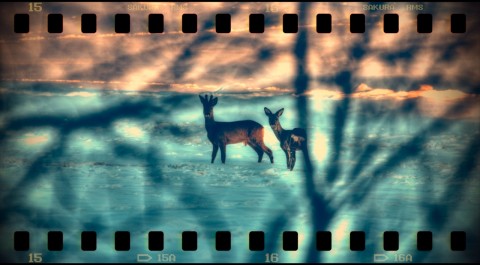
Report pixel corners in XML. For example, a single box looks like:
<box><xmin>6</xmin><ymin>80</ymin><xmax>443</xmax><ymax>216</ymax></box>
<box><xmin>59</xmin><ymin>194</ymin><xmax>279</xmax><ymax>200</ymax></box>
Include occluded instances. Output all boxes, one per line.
<box><xmin>253</xmin><ymin>126</ymin><xmax>274</xmax><ymax>163</ymax></box>
<box><xmin>253</xmin><ymin>127</ymin><xmax>272</xmax><ymax>152</ymax></box>
<box><xmin>250</xmin><ymin>126</ymin><xmax>265</xmax><ymax>143</ymax></box>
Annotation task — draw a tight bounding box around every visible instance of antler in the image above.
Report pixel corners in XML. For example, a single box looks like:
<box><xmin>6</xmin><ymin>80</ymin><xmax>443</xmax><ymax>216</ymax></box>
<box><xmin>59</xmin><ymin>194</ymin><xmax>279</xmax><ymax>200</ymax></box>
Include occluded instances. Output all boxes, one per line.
<box><xmin>199</xmin><ymin>93</ymin><xmax>216</xmax><ymax>104</ymax></box>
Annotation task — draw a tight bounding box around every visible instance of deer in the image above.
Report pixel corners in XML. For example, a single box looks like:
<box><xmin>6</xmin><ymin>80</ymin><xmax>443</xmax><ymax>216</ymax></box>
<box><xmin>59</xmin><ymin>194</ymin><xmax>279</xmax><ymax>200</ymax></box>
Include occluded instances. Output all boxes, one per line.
<box><xmin>199</xmin><ymin>94</ymin><xmax>274</xmax><ymax>164</ymax></box>
<box><xmin>264</xmin><ymin>107</ymin><xmax>308</xmax><ymax>171</ymax></box>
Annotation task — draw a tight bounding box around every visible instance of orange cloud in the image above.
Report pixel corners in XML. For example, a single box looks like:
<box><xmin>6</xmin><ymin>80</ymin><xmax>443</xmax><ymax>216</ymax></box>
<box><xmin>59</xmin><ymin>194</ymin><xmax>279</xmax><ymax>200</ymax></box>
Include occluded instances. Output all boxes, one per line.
<box><xmin>352</xmin><ymin>83</ymin><xmax>472</xmax><ymax>101</ymax></box>
<box><xmin>23</xmin><ymin>133</ymin><xmax>49</xmax><ymax>145</ymax></box>
<box><xmin>65</xmin><ymin>91</ymin><xmax>96</xmax><ymax>97</ymax></box>
<box><xmin>306</xmin><ymin>88</ymin><xmax>344</xmax><ymax>100</ymax></box>
<box><xmin>352</xmin><ymin>83</ymin><xmax>479</xmax><ymax>119</ymax></box>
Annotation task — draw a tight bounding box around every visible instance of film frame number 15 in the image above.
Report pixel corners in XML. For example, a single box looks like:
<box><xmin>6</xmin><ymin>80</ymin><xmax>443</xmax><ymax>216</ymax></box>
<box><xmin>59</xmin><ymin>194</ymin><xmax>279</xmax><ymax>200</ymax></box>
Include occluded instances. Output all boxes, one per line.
<box><xmin>28</xmin><ymin>2</ymin><xmax>42</xmax><ymax>12</ymax></box>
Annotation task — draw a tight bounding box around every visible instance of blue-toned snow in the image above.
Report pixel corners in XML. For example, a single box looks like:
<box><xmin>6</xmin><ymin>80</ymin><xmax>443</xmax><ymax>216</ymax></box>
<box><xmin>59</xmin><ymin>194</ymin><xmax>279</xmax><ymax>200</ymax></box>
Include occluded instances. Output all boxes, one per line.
<box><xmin>0</xmin><ymin>84</ymin><xmax>479</xmax><ymax>263</ymax></box>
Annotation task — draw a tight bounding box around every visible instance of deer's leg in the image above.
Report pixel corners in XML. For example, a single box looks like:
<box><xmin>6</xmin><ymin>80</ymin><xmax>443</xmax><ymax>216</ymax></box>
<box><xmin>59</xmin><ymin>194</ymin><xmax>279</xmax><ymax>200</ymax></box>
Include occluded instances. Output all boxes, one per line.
<box><xmin>211</xmin><ymin>144</ymin><xmax>219</xmax><ymax>163</ymax></box>
<box><xmin>248</xmin><ymin>142</ymin><xmax>263</xmax><ymax>163</ymax></box>
<box><xmin>256</xmin><ymin>144</ymin><xmax>264</xmax><ymax>163</ymax></box>
<box><xmin>290</xmin><ymin>150</ymin><xmax>296</xmax><ymax>171</ymax></box>
<box><xmin>257</xmin><ymin>147</ymin><xmax>263</xmax><ymax>163</ymax></box>
<box><xmin>283</xmin><ymin>148</ymin><xmax>290</xmax><ymax>169</ymax></box>
<box><xmin>260</xmin><ymin>142</ymin><xmax>274</xmax><ymax>163</ymax></box>
<box><xmin>220</xmin><ymin>144</ymin><xmax>226</xmax><ymax>164</ymax></box>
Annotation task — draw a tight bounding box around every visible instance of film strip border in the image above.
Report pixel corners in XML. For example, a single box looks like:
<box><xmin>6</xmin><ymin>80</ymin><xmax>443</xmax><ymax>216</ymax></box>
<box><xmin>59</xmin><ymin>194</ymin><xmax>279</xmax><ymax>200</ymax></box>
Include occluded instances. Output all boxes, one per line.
<box><xmin>13</xmin><ymin>13</ymin><xmax>467</xmax><ymax>34</ymax></box>
<box><xmin>13</xmin><ymin>230</ymin><xmax>467</xmax><ymax>252</ymax></box>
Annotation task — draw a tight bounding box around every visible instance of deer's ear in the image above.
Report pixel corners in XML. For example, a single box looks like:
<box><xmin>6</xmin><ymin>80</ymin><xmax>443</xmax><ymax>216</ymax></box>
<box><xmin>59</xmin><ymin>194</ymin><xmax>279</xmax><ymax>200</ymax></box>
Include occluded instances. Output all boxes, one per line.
<box><xmin>199</xmin><ymin>95</ymin><xmax>205</xmax><ymax>103</ymax></box>
<box><xmin>276</xmin><ymin>108</ymin><xmax>284</xmax><ymax>117</ymax></box>
<box><xmin>212</xmin><ymin>97</ymin><xmax>218</xmax><ymax>106</ymax></box>
<box><xmin>264</xmin><ymin>107</ymin><xmax>272</xmax><ymax>116</ymax></box>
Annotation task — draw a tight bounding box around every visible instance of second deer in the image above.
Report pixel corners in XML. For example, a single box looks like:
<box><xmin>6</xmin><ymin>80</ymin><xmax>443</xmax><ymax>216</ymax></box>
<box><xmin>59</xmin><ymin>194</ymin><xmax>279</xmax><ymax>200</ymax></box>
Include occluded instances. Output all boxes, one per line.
<box><xmin>264</xmin><ymin>107</ymin><xmax>308</xmax><ymax>171</ymax></box>
<box><xmin>199</xmin><ymin>94</ymin><xmax>274</xmax><ymax>164</ymax></box>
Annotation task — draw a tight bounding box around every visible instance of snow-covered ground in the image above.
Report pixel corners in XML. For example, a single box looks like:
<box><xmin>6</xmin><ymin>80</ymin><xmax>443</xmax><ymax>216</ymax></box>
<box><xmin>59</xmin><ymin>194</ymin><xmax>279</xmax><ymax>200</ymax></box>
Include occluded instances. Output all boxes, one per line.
<box><xmin>1</xmin><ymin>85</ymin><xmax>479</xmax><ymax>262</ymax></box>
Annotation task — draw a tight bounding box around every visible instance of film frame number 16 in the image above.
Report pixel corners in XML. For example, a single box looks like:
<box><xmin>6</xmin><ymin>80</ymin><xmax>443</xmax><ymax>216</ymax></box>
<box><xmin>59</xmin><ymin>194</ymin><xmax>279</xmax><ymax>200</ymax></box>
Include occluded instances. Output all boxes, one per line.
<box><xmin>265</xmin><ymin>253</ymin><xmax>279</xmax><ymax>263</ymax></box>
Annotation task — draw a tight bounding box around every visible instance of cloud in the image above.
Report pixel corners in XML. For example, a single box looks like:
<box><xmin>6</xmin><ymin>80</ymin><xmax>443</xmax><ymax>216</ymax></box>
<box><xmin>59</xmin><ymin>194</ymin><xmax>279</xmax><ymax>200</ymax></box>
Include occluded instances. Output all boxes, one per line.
<box><xmin>22</xmin><ymin>133</ymin><xmax>50</xmax><ymax>145</ymax></box>
<box><xmin>420</xmin><ymin>86</ymin><xmax>470</xmax><ymax>101</ymax></box>
<box><xmin>2</xmin><ymin>2</ymin><xmax>478</xmax><ymax>95</ymax></box>
<box><xmin>170</xmin><ymin>82</ymin><xmax>292</xmax><ymax>95</ymax></box>
<box><xmin>0</xmin><ymin>2</ymin><xmax>478</xmax><ymax>120</ymax></box>
<box><xmin>65</xmin><ymin>91</ymin><xmax>96</xmax><ymax>97</ymax></box>
<box><xmin>352</xmin><ymin>83</ymin><xmax>410</xmax><ymax>100</ymax></box>
<box><xmin>24</xmin><ymin>135</ymin><xmax>49</xmax><ymax>145</ymax></box>
<box><xmin>305</xmin><ymin>87</ymin><xmax>344</xmax><ymax>100</ymax></box>
<box><xmin>352</xmin><ymin>83</ymin><xmax>479</xmax><ymax>119</ymax></box>
<box><xmin>352</xmin><ymin>83</ymin><xmax>472</xmax><ymax>101</ymax></box>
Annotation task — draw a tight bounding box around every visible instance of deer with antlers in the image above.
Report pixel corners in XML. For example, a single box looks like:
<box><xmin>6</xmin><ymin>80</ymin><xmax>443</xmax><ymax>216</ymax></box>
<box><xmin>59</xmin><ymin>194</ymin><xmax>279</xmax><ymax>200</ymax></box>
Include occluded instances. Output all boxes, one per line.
<box><xmin>199</xmin><ymin>94</ymin><xmax>274</xmax><ymax>164</ymax></box>
<box><xmin>264</xmin><ymin>107</ymin><xmax>308</xmax><ymax>171</ymax></box>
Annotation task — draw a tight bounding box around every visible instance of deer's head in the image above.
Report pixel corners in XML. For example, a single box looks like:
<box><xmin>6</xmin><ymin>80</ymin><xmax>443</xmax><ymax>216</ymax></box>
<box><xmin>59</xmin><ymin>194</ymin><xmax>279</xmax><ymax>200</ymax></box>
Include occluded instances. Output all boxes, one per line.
<box><xmin>199</xmin><ymin>94</ymin><xmax>218</xmax><ymax>119</ymax></box>
<box><xmin>264</xmin><ymin>107</ymin><xmax>284</xmax><ymax>129</ymax></box>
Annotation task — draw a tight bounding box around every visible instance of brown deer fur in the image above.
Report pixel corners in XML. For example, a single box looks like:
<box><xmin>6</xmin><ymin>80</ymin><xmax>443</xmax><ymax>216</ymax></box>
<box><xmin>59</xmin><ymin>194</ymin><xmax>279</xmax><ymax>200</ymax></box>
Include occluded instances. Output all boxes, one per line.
<box><xmin>264</xmin><ymin>107</ymin><xmax>308</xmax><ymax>171</ymax></box>
<box><xmin>199</xmin><ymin>95</ymin><xmax>274</xmax><ymax>164</ymax></box>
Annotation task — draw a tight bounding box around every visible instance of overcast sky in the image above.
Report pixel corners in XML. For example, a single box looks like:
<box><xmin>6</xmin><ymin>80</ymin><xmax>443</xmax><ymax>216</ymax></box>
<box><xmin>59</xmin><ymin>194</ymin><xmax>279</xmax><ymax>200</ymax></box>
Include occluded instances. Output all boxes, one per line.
<box><xmin>1</xmin><ymin>2</ymin><xmax>479</xmax><ymax>119</ymax></box>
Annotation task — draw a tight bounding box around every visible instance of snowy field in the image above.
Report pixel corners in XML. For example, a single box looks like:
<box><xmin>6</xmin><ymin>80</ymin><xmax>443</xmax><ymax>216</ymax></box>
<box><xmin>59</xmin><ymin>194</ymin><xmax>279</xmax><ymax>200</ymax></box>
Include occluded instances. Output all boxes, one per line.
<box><xmin>0</xmin><ymin>83</ymin><xmax>479</xmax><ymax>262</ymax></box>
<box><xmin>1</xmin><ymin>1</ymin><xmax>480</xmax><ymax>262</ymax></box>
